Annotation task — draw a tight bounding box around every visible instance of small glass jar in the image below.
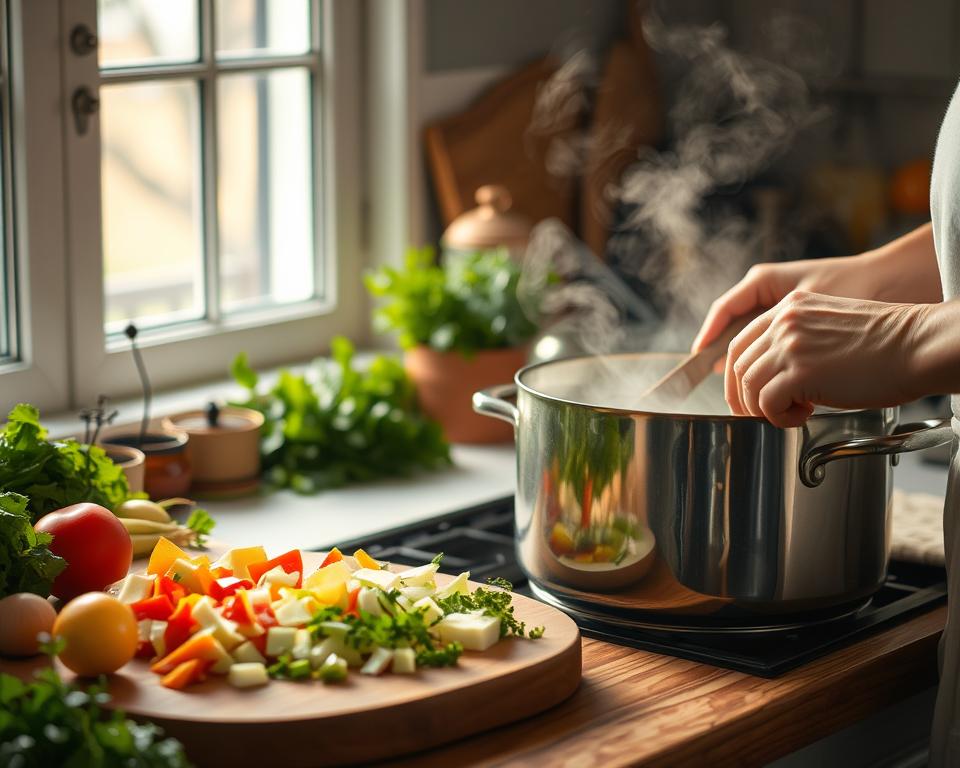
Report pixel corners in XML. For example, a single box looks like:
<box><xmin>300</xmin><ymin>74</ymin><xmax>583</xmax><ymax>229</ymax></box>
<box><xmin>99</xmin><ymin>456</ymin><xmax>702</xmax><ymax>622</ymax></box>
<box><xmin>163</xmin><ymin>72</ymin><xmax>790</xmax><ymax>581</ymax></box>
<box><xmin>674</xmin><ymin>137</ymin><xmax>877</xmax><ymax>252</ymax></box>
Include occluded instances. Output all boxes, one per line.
<box><xmin>105</xmin><ymin>431</ymin><xmax>191</xmax><ymax>500</ymax></box>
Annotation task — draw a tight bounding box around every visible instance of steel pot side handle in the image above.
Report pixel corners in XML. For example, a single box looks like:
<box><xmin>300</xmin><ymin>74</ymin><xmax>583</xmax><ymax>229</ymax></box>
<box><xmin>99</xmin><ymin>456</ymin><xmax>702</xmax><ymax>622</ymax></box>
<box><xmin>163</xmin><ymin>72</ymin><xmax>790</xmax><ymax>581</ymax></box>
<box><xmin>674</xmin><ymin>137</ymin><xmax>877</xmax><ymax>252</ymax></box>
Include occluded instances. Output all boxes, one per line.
<box><xmin>800</xmin><ymin>417</ymin><xmax>954</xmax><ymax>488</ymax></box>
<box><xmin>473</xmin><ymin>384</ymin><xmax>519</xmax><ymax>427</ymax></box>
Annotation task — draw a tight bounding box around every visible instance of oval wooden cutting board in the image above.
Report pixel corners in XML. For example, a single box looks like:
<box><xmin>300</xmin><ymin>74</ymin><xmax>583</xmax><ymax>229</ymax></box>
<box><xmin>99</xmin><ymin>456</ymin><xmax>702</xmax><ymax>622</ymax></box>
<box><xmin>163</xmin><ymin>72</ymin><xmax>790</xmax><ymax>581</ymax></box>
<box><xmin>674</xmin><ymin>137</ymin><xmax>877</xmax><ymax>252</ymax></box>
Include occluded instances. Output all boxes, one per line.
<box><xmin>2</xmin><ymin>553</ymin><xmax>582</xmax><ymax>767</ymax></box>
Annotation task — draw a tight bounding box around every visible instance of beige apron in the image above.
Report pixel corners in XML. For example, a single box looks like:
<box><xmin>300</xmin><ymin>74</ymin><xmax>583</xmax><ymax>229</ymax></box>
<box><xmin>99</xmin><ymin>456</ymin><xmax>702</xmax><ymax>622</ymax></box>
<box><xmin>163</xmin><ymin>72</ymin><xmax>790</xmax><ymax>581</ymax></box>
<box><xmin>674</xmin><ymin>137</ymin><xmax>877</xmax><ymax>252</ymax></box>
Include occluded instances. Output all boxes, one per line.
<box><xmin>928</xmin><ymin>81</ymin><xmax>960</xmax><ymax>768</ymax></box>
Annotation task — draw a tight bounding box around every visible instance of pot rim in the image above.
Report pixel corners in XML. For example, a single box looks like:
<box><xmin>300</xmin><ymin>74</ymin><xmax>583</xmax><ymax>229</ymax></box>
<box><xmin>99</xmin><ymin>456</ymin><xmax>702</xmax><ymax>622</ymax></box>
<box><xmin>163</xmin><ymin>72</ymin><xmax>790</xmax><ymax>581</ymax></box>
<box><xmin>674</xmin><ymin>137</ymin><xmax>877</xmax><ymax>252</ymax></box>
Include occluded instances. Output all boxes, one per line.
<box><xmin>514</xmin><ymin>352</ymin><xmax>890</xmax><ymax>424</ymax></box>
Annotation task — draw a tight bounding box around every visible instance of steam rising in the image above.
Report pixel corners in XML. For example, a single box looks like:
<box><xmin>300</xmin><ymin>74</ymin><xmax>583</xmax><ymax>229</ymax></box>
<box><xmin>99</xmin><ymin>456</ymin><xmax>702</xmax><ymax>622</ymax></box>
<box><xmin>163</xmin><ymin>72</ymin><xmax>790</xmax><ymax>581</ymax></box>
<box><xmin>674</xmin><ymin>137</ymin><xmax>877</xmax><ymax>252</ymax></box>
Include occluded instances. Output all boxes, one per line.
<box><xmin>523</xmin><ymin>4</ymin><xmax>828</xmax><ymax>365</ymax></box>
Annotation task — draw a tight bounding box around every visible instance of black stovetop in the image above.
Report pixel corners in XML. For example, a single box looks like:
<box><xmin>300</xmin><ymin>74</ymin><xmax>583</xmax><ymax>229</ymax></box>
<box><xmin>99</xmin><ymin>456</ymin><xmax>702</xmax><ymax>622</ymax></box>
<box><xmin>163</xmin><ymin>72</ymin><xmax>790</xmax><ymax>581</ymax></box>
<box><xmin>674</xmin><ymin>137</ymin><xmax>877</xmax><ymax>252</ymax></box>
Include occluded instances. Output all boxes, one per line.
<box><xmin>329</xmin><ymin>496</ymin><xmax>947</xmax><ymax>678</ymax></box>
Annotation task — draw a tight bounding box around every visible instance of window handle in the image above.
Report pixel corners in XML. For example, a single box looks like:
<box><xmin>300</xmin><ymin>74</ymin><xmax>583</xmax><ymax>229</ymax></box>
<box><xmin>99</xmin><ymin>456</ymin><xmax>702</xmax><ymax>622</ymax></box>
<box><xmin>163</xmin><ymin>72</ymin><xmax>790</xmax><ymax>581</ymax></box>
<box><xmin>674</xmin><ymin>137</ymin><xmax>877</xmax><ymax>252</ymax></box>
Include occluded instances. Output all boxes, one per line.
<box><xmin>72</xmin><ymin>87</ymin><xmax>99</xmax><ymax>136</ymax></box>
<box><xmin>70</xmin><ymin>24</ymin><xmax>98</xmax><ymax>56</ymax></box>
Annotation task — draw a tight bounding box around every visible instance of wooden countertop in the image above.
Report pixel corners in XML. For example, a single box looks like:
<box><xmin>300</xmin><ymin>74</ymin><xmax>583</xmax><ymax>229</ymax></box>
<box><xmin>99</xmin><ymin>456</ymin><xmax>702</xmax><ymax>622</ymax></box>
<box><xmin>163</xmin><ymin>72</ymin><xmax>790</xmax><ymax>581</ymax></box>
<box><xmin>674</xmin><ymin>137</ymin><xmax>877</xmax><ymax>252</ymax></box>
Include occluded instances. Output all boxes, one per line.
<box><xmin>384</xmin><ymin>605</ymin><xmax>946</xmax><ymax>768</ymax></box>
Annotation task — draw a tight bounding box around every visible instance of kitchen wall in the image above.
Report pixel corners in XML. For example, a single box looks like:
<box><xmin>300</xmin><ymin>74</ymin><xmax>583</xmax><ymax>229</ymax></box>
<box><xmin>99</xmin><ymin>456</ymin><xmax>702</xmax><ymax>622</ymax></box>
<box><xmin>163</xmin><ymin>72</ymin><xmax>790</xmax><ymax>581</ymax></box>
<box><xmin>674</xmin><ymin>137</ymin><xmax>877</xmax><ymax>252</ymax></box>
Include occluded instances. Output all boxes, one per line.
<box><xmin>411</xmin><ymin>0</ymin><xmax>960</xmax><ymax>253</ymax></box>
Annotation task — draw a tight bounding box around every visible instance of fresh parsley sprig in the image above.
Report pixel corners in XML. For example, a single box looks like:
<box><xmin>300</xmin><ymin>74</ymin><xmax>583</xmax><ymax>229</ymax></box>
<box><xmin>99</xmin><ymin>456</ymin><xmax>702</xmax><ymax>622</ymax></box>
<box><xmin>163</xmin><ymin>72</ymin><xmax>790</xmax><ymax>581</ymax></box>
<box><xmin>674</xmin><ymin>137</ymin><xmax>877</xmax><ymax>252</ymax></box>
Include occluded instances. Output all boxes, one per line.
<box><xmin>185</xmin><ymin>509</ymin><xmax>215</xmax><ymax>548</ymax></box>
<box><xmin>436</xmin><ymin>577</ymin><xmax>545</xmax><ymax>639</ymax></box>
<box><xmin>231</xmin><ymin>337</ymin><xmax>451</xmax><ymax>494</ymax></box>
<box><xmin>0</xmin><ymin>404</ymin><xmax>135</xmax><ymax>523</ymax></box>
<box><xmin>0</xmin><ymin>640</ymin><xmax>191</xmax><ymax>767</ymax></box>
<box><xmin>0</xmin><ymin>491</ymin><xmax>66</xmax><ymax>599</ymax></box>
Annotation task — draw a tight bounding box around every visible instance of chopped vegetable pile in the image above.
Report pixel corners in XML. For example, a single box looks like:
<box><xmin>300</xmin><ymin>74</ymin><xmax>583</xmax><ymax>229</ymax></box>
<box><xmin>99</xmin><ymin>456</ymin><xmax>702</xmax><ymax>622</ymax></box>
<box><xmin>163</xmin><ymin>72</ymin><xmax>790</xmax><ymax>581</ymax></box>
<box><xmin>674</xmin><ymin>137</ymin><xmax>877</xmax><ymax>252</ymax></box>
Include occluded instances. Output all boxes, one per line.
<box><xmin>0</xmin><ymin>639</ymin><xmax>191</xmax><ymax>768</ymax></box>
<box><xmin>0</xmin><ymin>404</ymin><xmax>132</xmax><ymax>523</ymax></box>
<box><xmin>231</xmin><ymin>336</ymin><xmax>451</xmax><ymax>493</ymax></box>
<box><xmin>0</xmin><ymin>492</ymin><xmax>66</xmax><ymax>599</ymax></box>
<box><xmin>115</xmin><ymin>538</ymin><xmax>543</xmax><ymax>691</ymax></box>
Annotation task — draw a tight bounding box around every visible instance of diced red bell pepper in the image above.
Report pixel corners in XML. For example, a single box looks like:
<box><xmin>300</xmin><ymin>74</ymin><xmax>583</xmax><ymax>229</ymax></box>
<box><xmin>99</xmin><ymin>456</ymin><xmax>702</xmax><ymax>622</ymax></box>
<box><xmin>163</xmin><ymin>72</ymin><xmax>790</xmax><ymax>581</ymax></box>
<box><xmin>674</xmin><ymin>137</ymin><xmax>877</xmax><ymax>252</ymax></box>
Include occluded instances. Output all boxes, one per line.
<box><xmin>209</xmin><ymin>566</ymin><xmax>234</xmax><ymax>580</ymax></box>
<box><xmin>208</xmin><ymin>576</ymin><xmax>253</xmax><ymax>602</ymax></box>
<box><xmin>320</xmin><ymin>547</ymin><xmax>343</xmax><ymax>568</ymax></box>
<box><xmin>154</xmin><ymin>575</ymin><xmax>187</xmax><ymax>607</ymax></box>
<box><xmin>344</xmin><ymin>586</ymin><xmax>361</xmax><ymax>618</ymax></box>
<box><xmin>246</xmin><ymin>550</ymin><xmax>304</xmax><ymax>588</ymax></box>
<box><xmin>581</xmin><ymin>474</ymin><xmax>594</xmax><ymax>529</ymax></box>
<box><xmin>221</xmin><ymin>591</ymin><xmax>257</xmax><ymax>625</ymax></box>
<box><xmin>163</xmin><ymin>600</ymin><xmax>197</xmax><ymax>653</ymax></box>
<box><xmin>135</xmin><ymin>640</ymin><xmax>155</xmax><ymax>659</ymax></box>
<box><xmin>248</xmin><ymin>632</ymin><xmax>267</xmax><ymax>656</ymax></box>
<box><xmin>254</xmin><ymin>603</ymin><xmax>278</xmax><ymax>630</ymax></box>
<box><xmin>131</xmin><ymin>594</ymin><xmax>176</xmax><ymax>622</ymax></box>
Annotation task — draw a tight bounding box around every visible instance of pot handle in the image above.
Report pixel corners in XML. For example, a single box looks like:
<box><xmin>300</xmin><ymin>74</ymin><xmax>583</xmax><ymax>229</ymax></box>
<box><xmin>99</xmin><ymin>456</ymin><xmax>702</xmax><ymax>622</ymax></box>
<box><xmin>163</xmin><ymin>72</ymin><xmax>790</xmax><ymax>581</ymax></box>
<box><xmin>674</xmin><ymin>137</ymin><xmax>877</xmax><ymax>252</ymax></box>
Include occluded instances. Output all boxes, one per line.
<box><xmin>472</xmin><ymin>384</ymin><xmax>519</xmax><ymax>427</ymax></box>
<box><xmin>800</xmin><ymin>417</ymin><xmax>954</xmax><ymax>488</ymax></box>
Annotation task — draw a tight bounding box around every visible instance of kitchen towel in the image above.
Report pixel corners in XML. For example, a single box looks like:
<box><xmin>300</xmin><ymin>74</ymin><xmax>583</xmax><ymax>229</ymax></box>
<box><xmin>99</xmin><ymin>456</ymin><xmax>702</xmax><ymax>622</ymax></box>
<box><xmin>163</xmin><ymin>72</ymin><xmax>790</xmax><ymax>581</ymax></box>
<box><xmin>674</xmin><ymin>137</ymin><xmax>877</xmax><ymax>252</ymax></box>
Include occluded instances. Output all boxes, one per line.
<box><xmin>891</xmin><ymin>488</ymin><xmax>946</xmax><ymax>566</ymax></box>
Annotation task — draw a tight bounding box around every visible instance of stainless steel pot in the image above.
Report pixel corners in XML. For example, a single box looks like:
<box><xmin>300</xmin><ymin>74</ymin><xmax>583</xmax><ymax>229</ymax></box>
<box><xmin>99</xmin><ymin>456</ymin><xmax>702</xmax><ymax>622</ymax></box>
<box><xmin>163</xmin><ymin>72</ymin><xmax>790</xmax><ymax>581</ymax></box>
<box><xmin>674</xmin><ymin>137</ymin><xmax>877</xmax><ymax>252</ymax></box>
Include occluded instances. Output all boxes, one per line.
<box><xmin>474</xmin><ymin>353</ymin><xmax>954</xmax><ymax>629</ymax></box>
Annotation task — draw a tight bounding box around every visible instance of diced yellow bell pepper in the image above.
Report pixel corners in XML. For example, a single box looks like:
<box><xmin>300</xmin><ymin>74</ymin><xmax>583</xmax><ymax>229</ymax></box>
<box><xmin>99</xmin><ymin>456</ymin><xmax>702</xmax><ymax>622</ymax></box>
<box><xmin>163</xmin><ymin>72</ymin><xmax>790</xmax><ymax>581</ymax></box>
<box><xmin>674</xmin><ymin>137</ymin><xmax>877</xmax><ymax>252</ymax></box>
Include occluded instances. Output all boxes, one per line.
<box><xmin>214</xmin><ymin>546</ymin><xmax>268</xmax><ymax>581</ymax></box>
<box><xmin>147</xmin><ymin>537</ymin><xmax>190</xmax><ymax>576</ymax></box>
<box><xmin>353</xmin><ymin>548</ymin><xmax>381</xmax><ymax>570</ymax></box>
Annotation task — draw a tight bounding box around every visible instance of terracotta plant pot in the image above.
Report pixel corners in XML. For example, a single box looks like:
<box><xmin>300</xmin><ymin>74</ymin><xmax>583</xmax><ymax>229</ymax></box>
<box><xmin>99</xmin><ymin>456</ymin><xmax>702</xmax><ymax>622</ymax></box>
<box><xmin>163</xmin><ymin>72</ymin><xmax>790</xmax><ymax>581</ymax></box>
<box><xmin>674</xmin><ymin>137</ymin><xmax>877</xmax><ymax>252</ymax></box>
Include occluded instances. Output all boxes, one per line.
<box><xmin>404</xmin><ymin>345</ymin><xmax>527</xmax><ymax>444</ymax></box>
<box><xmin>101</xmin><ymin>443</ymin><xmax>146</xmax><ymax>495</ymax></box>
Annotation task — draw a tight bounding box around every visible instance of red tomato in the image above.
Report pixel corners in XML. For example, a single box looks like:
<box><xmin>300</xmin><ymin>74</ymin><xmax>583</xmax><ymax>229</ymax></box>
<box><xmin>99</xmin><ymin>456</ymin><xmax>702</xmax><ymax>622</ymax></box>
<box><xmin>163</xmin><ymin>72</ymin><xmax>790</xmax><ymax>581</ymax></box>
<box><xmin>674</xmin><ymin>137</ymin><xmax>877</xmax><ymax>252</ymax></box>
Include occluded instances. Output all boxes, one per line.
<box><xmin>35</xmin><ymin>503</ymin><xmax>132</xmax><ymax>601</ymax></box>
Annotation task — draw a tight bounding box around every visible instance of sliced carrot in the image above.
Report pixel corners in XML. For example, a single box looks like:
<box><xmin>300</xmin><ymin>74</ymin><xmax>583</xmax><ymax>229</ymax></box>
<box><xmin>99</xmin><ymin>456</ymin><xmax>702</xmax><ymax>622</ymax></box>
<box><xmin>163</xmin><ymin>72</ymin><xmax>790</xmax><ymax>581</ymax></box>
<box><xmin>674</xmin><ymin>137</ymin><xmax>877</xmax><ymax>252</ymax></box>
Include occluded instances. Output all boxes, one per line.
<box><xmin>160</xmin><ymin>658</ymin><xmax>211</xmax><ymax>690</ymax></box>
<box><xmin>151</xmin><ymin>631</ymin><xmax>221</xmax><ymax>675</ymax></box>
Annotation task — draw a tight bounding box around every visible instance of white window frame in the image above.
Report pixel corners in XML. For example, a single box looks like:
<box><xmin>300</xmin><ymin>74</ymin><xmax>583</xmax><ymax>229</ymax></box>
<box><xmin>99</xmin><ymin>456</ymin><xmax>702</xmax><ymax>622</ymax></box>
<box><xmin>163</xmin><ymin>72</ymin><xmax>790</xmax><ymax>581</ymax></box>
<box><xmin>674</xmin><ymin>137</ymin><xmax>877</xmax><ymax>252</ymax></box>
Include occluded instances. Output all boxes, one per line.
<box><xmin>65</xmin><ymin>0</ymin><xmax>367</xmax><ymax>407</ymax></box>
<box><xmin>1</xmin><ymin>0</ymin><xmax>367</xmax><ymax>413</ymax></box>
<box><xmin>0</xmin><ymin>0</ymin><xmax>71</xmax><ymax>412</ymax></box>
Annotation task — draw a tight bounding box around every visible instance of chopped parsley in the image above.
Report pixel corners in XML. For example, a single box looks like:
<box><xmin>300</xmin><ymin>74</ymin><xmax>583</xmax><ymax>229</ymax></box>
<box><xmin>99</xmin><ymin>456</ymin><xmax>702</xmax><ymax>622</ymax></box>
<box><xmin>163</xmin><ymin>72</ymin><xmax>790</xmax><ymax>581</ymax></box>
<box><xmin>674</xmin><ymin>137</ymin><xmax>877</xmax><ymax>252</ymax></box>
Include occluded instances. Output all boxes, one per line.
<box><xmin>436</xmin><ymin>578</ymin><xmax>545</xmax><ymax>639</ymax></box>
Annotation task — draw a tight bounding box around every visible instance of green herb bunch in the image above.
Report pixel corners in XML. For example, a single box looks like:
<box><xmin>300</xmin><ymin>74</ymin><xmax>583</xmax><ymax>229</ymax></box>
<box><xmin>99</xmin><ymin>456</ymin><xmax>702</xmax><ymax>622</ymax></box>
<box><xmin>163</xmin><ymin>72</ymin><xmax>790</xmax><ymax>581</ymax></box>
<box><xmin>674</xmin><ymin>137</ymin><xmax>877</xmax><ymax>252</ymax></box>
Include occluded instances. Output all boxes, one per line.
<box><xmin>0</xmin><ymin>492</ymin><xmax>65</xmax><ymax>599</ymax></box>
<box><xmin>0</xmin><ymin>640</ymin><xmax>191</xmax><ymax>767</ymax></box>
<box><xmin>232</xmin><ymin>336</ymin><xmax>451</xmax><ymax>493</ymax></box>
<box><xmin>0</xmin><ymin>404</ymin><xmax>132</xmax><ymax>523</ymax></box>
<box><xmin>364</xmin><ymin>247</ymin><xmax>538</xmax><ymax>355</ymax></box>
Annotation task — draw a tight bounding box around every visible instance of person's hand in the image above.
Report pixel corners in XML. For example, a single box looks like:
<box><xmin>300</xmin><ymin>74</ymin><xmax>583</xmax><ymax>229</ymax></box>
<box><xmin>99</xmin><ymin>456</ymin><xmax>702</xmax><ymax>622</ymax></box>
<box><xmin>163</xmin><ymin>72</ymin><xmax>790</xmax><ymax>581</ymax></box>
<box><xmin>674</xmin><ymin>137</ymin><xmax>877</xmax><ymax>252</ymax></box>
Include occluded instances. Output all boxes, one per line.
<box><xmin>692</xmin><ymin>255</ymin><xmax>882</xmax><ymax>353</ymax></box>
<box><xmin>724</xmin><ymin>290</ymin><xmax>926</xmax><ymax>427</ymax></box>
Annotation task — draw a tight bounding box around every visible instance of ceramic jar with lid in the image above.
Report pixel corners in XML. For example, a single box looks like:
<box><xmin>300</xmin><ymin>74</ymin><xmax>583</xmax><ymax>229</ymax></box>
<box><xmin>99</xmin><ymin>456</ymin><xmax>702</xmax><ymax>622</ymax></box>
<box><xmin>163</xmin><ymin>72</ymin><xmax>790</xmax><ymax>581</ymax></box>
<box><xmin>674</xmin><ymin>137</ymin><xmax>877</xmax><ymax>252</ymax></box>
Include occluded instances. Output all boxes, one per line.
<box><xmin>162</xmin><ymin>404</ymin><xmax>263</xmax><ymax>498</ymax></box>
<box><xmin>441</xmin><ymin>184</ymin><xmax>532</xmax><ymax>261</ymax></box>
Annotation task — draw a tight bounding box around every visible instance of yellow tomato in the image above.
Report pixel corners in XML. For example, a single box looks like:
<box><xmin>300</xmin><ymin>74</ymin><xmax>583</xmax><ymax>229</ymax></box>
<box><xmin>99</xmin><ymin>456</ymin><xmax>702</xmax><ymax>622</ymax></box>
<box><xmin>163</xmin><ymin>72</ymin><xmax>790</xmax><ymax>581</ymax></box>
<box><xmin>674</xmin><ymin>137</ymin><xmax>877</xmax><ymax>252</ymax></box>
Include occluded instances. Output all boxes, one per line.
<box><xmin>53</xmin><ymin>592</ymin><xmax>138</xmax><ymax>676</ymax></box>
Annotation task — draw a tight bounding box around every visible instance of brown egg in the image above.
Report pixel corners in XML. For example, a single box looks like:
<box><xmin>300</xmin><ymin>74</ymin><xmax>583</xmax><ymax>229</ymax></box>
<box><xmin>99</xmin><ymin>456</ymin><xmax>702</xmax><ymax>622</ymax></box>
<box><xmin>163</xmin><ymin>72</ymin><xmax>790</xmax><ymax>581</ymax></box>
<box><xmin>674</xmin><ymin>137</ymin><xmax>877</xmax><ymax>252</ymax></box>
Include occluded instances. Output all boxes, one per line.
<box><xmin>0</xmin><ymin>593</ymin><xmax>57</xmax><ymax>657</ymax></box>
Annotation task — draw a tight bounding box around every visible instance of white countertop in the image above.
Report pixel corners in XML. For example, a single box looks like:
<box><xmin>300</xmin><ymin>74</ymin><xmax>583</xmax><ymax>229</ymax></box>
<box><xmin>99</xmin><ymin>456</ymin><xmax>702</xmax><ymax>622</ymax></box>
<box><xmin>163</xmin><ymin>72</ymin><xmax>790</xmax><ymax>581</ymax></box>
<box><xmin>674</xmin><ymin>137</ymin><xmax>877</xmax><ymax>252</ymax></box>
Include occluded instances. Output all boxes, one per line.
<box><xmin>198</xmin><ymin>443</ymin><xmax>517</xmax><ymax>554</ymax></box>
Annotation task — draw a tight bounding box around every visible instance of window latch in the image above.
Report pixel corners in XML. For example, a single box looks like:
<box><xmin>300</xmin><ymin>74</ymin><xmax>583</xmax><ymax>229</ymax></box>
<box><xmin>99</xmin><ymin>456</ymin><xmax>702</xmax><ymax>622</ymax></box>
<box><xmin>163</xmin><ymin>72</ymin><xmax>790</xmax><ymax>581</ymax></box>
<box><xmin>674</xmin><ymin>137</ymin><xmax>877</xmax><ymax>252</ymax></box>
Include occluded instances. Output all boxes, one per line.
<box><xmin>71</xmin><ymin>87</ymin><xmax>99</xmax><ymax>136</ymax></box>
<box><xmin>70</xmin><ymin>24</ymin><xmax>98</xmax><ymax>56</ymax></box>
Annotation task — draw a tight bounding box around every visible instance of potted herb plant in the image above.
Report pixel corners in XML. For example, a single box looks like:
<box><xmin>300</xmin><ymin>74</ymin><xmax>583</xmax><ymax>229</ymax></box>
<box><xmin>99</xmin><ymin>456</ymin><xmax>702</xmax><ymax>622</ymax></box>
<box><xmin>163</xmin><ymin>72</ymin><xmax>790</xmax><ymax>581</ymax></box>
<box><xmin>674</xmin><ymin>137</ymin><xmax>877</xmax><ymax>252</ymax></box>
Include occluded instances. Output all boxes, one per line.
<box><xmin>365</xmin><ymin>247</ymin><xmax>537</xmax><ymax>443</ymax></box>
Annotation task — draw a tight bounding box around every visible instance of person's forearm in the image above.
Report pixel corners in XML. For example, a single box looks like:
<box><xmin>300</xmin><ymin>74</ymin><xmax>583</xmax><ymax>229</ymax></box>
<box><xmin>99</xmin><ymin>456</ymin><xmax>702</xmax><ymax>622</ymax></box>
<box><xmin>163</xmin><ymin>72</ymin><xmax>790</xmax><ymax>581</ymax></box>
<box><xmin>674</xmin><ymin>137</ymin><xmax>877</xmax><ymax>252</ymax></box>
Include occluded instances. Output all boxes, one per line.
<box><xmin>909</xmin><ymin>297</ymin><xmax>960</xmax><ymax>398</ymax></box>
<box><xmin>862</xmin><ymin>223</ymin><xmax>943</xmax><ymax>304</ymax></box>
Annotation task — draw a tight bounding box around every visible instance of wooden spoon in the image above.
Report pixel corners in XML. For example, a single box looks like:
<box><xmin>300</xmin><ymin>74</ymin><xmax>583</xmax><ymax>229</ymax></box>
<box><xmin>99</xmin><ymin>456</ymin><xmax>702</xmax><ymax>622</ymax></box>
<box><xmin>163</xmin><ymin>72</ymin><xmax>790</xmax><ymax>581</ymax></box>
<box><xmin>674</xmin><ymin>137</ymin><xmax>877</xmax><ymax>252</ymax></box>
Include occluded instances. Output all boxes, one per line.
<box><xmin>638</xmin><ymin>315</ymin><xmax>755</xmax><ymax>411</ymax></box>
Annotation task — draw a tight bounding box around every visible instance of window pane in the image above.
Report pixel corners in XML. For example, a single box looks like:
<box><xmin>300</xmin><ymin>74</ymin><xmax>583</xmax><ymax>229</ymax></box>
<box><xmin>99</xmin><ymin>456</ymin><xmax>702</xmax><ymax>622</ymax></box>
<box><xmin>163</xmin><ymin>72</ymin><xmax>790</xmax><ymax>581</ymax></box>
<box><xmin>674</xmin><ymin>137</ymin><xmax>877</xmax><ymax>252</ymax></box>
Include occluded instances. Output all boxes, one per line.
<box><xmin>215</xmin><ymin>0</ymin><xmax>311</xmax><ymax>58</ymax></box>
<box><xmin>98</xmin><ymin>0</ymin><xmax>199</xmax><ymax>68</ymax></box>
<box><xmin>101</xmin><ymin>80</ymin><xmax>205</xmax><ymax>333</ymax></box>
<box><xmin>218</xmin><ymin>69</ymin><xmax>315</xmax><ymax>312</ymax></box>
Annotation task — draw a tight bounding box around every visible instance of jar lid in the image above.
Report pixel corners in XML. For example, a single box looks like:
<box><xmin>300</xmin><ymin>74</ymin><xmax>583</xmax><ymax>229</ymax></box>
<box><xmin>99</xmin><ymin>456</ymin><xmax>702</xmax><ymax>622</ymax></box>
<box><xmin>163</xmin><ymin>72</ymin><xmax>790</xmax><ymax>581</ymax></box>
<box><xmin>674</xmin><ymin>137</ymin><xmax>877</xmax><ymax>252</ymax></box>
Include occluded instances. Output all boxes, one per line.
<box><xmin>441</xmin><ymin>185</ymin><xmax>533</xmax><ymax>251</ymax></box>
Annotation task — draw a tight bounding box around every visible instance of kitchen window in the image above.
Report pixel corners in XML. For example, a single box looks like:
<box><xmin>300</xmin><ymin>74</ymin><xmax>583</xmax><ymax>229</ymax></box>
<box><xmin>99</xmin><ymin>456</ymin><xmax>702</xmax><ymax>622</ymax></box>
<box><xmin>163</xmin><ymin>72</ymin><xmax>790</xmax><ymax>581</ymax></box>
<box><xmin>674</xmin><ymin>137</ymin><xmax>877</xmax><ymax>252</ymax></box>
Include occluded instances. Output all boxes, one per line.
<box><xmin>97</xmin><ymin>0</ymin><xmax>318</xmax><ymax>334</ymax></box>
<box><xmin>0</xmin><ymin>0</ymin><xmax>365</xmax><ymax>412</ymax></box>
